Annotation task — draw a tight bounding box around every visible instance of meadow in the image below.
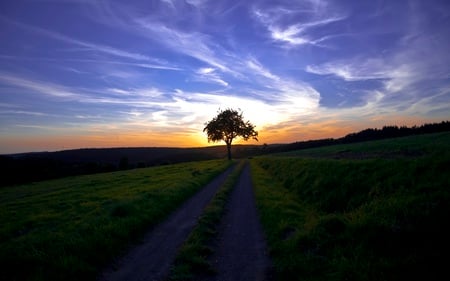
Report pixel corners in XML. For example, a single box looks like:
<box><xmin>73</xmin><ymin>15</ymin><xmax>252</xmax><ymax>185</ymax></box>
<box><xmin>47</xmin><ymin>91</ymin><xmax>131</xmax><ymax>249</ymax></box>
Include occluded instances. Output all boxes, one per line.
<box><xmin>250</xmin><ymin>132</ymin><xmax>450</xmax><ymax>280</ymax></box>
<box><xmin>2</xmin><ymin>132</ymin><xmax>449</xmax><ymax>281</ymax></box>
<box><xmin>0</xmin><ymin>160</ymin><xmax>231</xmax><ymax>281</ymax></box>
<box><xmin>276</xmin><ymin>131</ymin><xmax>450</xmax><ymax>159</ymax></box>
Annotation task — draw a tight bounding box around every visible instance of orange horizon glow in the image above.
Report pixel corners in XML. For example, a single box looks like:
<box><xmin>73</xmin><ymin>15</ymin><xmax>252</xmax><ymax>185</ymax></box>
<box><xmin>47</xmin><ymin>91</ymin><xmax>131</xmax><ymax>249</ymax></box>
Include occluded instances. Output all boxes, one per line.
<box><xmin>1</xmin><ymin>1</ymin><xmax>449</xmax><ymax>156</ymax></box>
<box><xmin>0</xmin><ymin>116</ymin><xmax>445</xmax><ymax>154</ymax></box>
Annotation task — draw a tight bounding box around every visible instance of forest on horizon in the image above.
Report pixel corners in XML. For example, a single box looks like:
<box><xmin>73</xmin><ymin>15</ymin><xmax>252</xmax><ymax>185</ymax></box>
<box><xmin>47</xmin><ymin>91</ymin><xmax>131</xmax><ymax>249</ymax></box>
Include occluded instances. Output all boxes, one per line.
<box><xmin>1</xmin><ymin>120</ymin><xmax>449</xmax><ymax>187</ymax></box>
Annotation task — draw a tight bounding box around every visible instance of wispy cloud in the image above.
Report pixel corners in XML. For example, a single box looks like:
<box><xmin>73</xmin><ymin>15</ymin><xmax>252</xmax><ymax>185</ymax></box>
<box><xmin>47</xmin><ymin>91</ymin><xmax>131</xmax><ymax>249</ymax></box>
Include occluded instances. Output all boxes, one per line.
<box><xmin>135</xmin><ymin>20</ymin><xmax>233</xmax><ymax>73</ymax></box>
<box><xmin>0</xmin><ymin>0</ymin><xmax>448</xmax><ymax>154</ymax></box>
<box><xmin>106</xmin><ymin>87</ymin><xmax>164</xmax><ymax>99</ymax></box>
<box><xmin>161</xmin><ymin>0</ymin><xmax>175</xmax><ymax>9</ymax></box>
<box><xmin>269</xmin><ymin>24</ymin><xmax>310</xmax><ymax>45</ymax></box>
<box><xmin>0</xmin><ymin>110</ymin><xmax>48</xmax><ymax>117</ymax></box>
<box><xmin>244</xmin><ymin>56</ymin><xmax>319</xmax><ymax>98</ymax></box>
<box><xmin>79</xmin><ymin>2</ymin><xmax>243</xmax><ymax>77</ymax></box>
<box><xmin>0</xmin><ymin>73</ymin><xmax>160</xmax><ymax>108</ymax></box>
<box><xmin>0</xmin><ymin>73</ymin><xmax>80</xmax><ymax>99</ymax></box>
<box><xmin>252</xmin><ymin>2</ymin><xmax>346</xmax><ymax>47</ymax></box>
<box><xmin>306</xmin><ymin>31</ymin><xmax>449</xmax><ymax>114</ymax></box>
<box><xmin>245</xmin><ymin>58</ymin><xmax>275</xmax><ymax>80</ymax></box>
<box><xmin>193</xmin><ymin>67</ymin><xmax>228</xmax><ymax>87</ymax></box>
<box><xmin>1</xmin><ymin>16</ymin><xmax>178</xmax><ymax>70</ymax></box>
<box><xmin>0</xmin><ymin>55</ymin><xmax>181</xmax><ymax>71</ymax></box>
<box><xmin>305</xmin><ymin>58</ymin><xmax>389</xmax><ymax>81</ymax></box>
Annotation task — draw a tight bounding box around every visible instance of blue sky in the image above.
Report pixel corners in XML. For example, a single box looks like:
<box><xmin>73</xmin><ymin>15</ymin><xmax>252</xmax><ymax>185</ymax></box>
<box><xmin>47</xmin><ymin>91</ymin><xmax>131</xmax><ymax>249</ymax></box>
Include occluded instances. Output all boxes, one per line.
<box><xmin>1</xmin><ymin>0</ymin><xmax>449</xmax><ymax>153</ymax></box>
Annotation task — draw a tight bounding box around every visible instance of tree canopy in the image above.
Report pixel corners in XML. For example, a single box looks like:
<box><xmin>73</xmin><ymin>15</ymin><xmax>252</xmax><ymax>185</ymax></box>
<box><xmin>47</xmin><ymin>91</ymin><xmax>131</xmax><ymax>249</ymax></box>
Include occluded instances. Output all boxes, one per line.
<box><xmin>203</xmin><ymin>108</ymin><xmax>258</xmax><ymax>160</ymax></box>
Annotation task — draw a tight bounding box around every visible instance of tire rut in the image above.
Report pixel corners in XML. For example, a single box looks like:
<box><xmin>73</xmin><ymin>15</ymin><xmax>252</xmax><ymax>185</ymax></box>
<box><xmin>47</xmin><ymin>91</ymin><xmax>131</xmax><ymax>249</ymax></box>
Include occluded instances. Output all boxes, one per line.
<box><xmin>206</xmin><ymin>163</ymin><xmax>272</xmax><ymax>281</ymax></box>
<box><xmin>98</xmin><ymin>165</ymin><xmax>235</xmax><ymax>281</ymax></box>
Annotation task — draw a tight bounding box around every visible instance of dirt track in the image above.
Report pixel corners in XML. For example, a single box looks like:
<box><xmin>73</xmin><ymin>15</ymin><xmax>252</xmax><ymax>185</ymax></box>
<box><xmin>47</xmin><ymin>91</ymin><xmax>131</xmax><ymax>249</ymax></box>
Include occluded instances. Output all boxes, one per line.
<box><xmin>98</xmin><ymin>162</ymin><xmax>272</xmax><ymax>281</ymax></box>
<box><xmin>98</xmin><ymin>166</ymin><xmax>234</xmax><ymax>281</ymax></box>
<box><xmin>206</xmin><ymin>163</ymin><xmax>272</xmax><ymax>281</ymax></box>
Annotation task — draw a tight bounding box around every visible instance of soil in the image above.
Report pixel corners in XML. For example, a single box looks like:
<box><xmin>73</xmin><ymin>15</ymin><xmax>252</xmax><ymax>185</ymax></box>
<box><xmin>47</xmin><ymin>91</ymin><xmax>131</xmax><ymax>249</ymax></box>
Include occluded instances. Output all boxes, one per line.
<box><xmin>98</xmin><ymin>162</ymin><xmax>272</xmax><ymax>281</ymax></box>
<box><xmin>206</xmin><ymin>163</ymin><xmax>273</xmax><ymax>281</ymax></box>
<box><xmin>98</xmin><ymin>166</ymin><xmax>235</xmax><ymax>281</ymax></box>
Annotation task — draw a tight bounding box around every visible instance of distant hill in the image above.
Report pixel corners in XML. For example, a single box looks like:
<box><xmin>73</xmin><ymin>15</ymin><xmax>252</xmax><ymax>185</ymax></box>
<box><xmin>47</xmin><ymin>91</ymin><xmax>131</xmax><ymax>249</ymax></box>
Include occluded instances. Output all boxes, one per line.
<box><xmin>1</xmin><ymin>120</ymin><xmax>448</xmax><ymax>187</ymax></box>
<box><xmin>264</xmin><ymin>120</ymin><xmax>450</xmax><ymax>154</ymax></box>
<box><xmin>0</xmin><ymin>145</ymin><xmax>260</xmax><ymax>187</ymax></box>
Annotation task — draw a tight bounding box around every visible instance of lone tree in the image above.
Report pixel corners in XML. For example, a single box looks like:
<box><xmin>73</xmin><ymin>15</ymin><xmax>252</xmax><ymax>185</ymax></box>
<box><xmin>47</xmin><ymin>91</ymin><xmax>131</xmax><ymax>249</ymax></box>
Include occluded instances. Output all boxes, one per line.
<box><xmin>203</xmin><ymin>108</ymin><xmax>258</xmax><ymax>160</ymax></box>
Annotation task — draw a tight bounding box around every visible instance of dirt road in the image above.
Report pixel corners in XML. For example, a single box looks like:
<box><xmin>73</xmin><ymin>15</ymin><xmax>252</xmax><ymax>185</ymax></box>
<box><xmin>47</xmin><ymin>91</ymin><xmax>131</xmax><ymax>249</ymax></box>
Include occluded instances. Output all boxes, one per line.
<box><xmin>207</xmin><ymin>163</ymin><xmax>272</xmax><ymax>281</ymax></box>
<box><xmin>98</xmin><ymin>166</ymin><xmax>235</xmax><ymax>281</ymax></box>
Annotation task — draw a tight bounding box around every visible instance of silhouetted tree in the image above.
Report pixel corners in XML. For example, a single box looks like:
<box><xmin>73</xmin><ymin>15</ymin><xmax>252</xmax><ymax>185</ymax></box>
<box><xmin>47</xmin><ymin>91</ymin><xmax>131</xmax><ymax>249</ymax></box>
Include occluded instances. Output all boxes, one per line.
<box><xmin>203</xmin><ymin>108</ymin><xmax>258</xmax><ymax>160</ymax></box>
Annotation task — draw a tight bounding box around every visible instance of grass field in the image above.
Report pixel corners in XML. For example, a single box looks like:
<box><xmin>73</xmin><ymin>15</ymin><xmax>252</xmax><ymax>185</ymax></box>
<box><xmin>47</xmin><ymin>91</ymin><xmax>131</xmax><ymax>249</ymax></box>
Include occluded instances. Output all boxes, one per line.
<box><xmin>277</xmin><ymin>132</ymin><xmax>450</xmax><ymax>159</ymax></box>
<box><xmin>2</xmin><ymin>132</ymin><xmax>449</xmax><ymax>281</ymax></box>
<box><xmin>0</xmin><ymin>160</ymin><xmax>230</xmax><ymax>281</ymax></box>
<box><xmin>251</xmin><ymin>132</ymin><xmax>450</xmax><ymax>281</ymax></box>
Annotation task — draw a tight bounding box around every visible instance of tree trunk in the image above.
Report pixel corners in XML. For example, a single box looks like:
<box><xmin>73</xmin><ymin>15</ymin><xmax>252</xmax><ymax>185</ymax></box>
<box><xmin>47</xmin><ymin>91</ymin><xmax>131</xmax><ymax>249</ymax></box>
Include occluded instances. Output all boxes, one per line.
<box><xmin>226</xmin><ymin>141</ymin><xmax>232</xmax><ymax>160</ymax></box>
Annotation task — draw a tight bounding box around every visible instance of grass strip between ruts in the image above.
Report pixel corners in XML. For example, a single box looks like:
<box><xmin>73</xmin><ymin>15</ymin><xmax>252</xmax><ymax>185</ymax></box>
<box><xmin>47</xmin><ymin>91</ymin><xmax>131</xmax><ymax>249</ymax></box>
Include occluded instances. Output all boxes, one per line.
<box><xmin>168</xmin><ymin>160</ymin><xmax>246</xmax><ymax>281</ymax></box>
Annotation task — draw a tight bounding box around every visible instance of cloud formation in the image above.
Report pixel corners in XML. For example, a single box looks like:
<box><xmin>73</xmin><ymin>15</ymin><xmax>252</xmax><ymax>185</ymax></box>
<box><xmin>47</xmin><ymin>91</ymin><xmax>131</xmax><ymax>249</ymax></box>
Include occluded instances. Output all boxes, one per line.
<box><xmin>0</xmin><ymin>0</ymin><xmax>449</xmax><ymax>153</ymax></box>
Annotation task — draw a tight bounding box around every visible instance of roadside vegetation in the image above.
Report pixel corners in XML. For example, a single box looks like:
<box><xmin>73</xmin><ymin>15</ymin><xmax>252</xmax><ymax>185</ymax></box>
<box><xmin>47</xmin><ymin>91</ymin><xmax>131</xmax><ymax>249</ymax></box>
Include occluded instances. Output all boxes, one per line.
<box><xmin>251</xmin><ymin>132</ymin><xmax>450</xmax><ymax>281</ymax></box>
<box><xmin>0</xmin><ymin>160</ymin><xmax>231</xmax><ymax>281</ymax></box>
<box><xmin>169</xmin><ymin>160</ymin><xmax>246</xmax><ymax>281</ymax></box>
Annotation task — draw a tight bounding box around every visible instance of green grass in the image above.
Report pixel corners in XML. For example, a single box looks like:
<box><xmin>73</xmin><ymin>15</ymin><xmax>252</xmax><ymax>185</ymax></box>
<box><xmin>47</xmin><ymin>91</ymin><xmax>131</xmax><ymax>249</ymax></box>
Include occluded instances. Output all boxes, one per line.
<box><xmin>277</xmin><ymin>132</ymin><xmax>450</xmax><ymax>159</ymax></box>
<box><xmin>168</xmin><ymin>160</ymin><xmax>246</xmax><ymax>281</ymax></box>
<box><xmin>251</xmin><ymin>134</ymin><xmax>450</xmax><ymax>281</ymax></box>
<box><xmin>0</xmin><ymin>160</ymin><xmax>231</xmax><ymax>281</ymax></box>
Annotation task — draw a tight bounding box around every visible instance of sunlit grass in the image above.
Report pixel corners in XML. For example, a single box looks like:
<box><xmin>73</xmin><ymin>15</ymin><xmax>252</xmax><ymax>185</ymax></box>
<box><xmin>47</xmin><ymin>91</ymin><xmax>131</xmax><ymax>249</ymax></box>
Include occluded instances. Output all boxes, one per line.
<box><xmin>250</xmin><ymin>134</ymin><xmax>450</xmax><ymax>281</ymax></box>
<box><xmin>0</xmin><ymin>160</ymin><xmax>231</xmax><ymax>281</ymax></box>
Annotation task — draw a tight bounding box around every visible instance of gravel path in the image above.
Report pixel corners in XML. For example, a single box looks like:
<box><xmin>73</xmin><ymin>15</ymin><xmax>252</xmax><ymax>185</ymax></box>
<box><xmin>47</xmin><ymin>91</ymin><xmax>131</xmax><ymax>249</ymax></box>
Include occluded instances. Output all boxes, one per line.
<box><xmin>207</xmin><ymin>163</ymin><xmax>272</xmax><ymax>281</ymax></box>
<box><xmin>98</xmin><ymin>166</ymin><xmax>235</xmax><ymax>281</ymax></box>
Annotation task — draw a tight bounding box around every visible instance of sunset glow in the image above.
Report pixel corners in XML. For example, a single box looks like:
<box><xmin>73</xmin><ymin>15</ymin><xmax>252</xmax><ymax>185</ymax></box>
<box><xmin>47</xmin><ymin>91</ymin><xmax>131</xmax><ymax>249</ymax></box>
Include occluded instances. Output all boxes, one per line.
<box><xmin>1</xmin><ymin>0</ymin><xmax>449</xmax><ymax>154</ymax></box>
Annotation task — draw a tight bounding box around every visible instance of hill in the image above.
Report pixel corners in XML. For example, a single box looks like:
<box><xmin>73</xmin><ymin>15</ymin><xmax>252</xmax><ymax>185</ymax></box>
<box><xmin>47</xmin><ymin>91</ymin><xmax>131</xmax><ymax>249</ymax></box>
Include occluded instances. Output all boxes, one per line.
<box><xmin>263</xmin><ymin>120</ymin><xmax>450</xmax><ymax>154</ymax></box>
<box><xmin>250</xmin><ymin>131</ymin><xmax>450</xmax><ymax>280</ymax></box>
<box><xmin>1</xmin><ymin>121</ymin><xmax>448</xmax><ymax>186</ymax></box>
<box><xmin>0</xmin><ymin>145</ymin><xmax>259</xmax><ymax>186</ymax></box>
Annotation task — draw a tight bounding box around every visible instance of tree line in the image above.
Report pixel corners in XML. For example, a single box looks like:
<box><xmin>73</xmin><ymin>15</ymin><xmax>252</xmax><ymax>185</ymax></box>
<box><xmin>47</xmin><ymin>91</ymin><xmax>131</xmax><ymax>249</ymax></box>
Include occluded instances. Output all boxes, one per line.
<box><xmin>1</xmin><ymin>120</ymin><xmax>448</xmax><ymax>187</ymax></box>
<box><xmin>268</xmin><ymin>121</ymin><xmax>450</xmax><ymax>153</ymax></box>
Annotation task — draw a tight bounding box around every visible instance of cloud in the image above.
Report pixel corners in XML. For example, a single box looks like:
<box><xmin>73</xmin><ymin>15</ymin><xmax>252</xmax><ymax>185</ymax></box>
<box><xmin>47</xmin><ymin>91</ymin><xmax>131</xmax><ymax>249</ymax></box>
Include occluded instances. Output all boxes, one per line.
<box><xmin>305</xmin><ymin>59</ymin><xmax>388</xmax><ymax>81</ymax></box>
<box><xmin>305</xmin><ymin>23</ymin><xmax>449</xmax><ymax>93</ymax></box>
<box><xmin>135</xmin><ymin>20</ymin><xmax>234</xmax><ymax>74</ymax></box>
<box><xmin>0</xmin><ymin>55</ymin><xmax>181</xmax><ymax>71</ymax></box>
<box><xmin>0</xmin><ymin>73</ymin><xmax>165</xmax><ymax>110</ymax></box>
<box><xmin>1</xmin><ymin>0</ymin><xmax>448</xmax><ymax>154</ymax></box>
<box><xmin>1</xmin><ymin>16</ymin><xmax>178</xmax><ymax>69</ymax></box>
<box><xmin>197</xmin><ymin>67</ymin><xmax>215</xmax><ymax>75</ymax></box>
<box><xmin>80</xmin><ymin>2</ymin><xmax>243</xmax><ymax>77</ymax></box>
<box><xmin>246</xmin><ymin>58</ymin><xmax>280</xmax><ymax>82</ymax></box>
<box><xmin>252</xmin><ymin>2</ymin><xmax>346</xmax><ymax>47</ymax></box>
<box><xmin>244</xmin><ymin>57</ymin><xmax>320</xmax><ymax>109</ymax></box>
<box><xmin>0</xmin><ymin>73</ymin><xmax>80</xmax><ymax>99</ymax></box>
<box><xmin>269</xmin><ymin>24</ymin><xmax>310</xmax><ymax>45</ymax></box>
<box><xmin>161</xmin><ymin>0</ymin><xmax>175</xmax><ymax>9</ymax></box>
<box><xmin>186</xmin><ymin>0</ymin><xmax>209</xmax><ymax>8</ymax></box>
<box><xmin>193</xmin><ymin>67</ymin><xmax>228</xmax><ymax>86</ymax></box>
<box><xmin>0</xmin><ymin>110</ymin><xmax>49</xmax><ymax>117</ymax></box>
<box><xmin>305</xmin><ymin>33</ymin><xmax>449</xmax><ymax>115</ymax></box>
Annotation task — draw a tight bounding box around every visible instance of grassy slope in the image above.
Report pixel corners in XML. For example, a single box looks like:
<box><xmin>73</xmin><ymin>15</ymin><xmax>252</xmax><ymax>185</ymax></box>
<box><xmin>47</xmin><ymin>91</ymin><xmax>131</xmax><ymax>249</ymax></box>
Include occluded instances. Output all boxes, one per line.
<box><xmin>251</xmin><ymin>132</ymin><xmax>450</xmax><ymax>281</ymax></box>
<box><xmin>276</xmin><ymin>132</ymin><xmax>450</xmax><ymax>159</ymax></box>
<box><xmin>0</xmin><ymin>160</ymin><xmax>230</xmax><ymax>281</ymax></box>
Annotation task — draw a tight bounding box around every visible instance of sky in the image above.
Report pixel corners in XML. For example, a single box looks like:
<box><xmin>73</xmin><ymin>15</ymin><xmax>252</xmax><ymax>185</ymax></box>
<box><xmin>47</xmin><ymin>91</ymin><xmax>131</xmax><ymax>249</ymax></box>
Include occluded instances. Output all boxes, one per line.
<box><xmin>0</xmin><ymin>0</ymin><xmax>449</xmax><ymax>154</ymax></box>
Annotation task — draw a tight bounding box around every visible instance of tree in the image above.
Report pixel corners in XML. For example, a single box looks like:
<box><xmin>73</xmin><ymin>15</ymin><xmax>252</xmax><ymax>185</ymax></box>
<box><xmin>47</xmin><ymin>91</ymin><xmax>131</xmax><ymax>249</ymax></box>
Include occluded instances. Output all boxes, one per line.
<box><xmin>203</xmin><ymin>108</ymin><xmax>258</xmax><ymax>160</ymax></box>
